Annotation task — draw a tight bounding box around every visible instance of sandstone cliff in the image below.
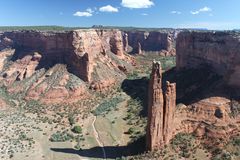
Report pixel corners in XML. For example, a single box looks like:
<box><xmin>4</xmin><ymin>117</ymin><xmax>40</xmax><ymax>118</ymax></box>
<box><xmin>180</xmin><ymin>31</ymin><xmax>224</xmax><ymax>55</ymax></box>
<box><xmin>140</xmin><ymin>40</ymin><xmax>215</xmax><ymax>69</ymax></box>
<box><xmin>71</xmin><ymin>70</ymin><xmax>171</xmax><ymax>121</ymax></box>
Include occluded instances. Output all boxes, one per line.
<box><xmin>124</xmin><ymin>31</ymin><xmax>176</xmax><ymax>56</ymax></box>
<box><xmin>0</xmin><ymin>29</ymin><xmax>133</xmax><ymax>103</ymax></box>
<box><xmin>176</xmin><ymin>31</ymin><xmax>240</xmax><ymax>87</ymax></box>
<box><xmin>146</xmin><ymin>60</ymin><xmax>240</xmax><ymax>152</ymax></box>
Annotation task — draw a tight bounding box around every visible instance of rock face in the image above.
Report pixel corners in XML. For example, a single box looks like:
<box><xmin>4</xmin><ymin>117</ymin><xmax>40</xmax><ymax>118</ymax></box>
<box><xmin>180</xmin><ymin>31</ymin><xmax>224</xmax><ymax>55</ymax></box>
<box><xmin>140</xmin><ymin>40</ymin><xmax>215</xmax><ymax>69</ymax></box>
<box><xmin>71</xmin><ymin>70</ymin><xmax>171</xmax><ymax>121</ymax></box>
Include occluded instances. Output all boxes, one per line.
<box><xmin>147</xmin><ymin>61</ymin><xmax>176</xmax><ymax>151</ymax></box>
<box><xmin>146</xmin><ymin>30</ymin><xmax>240</xmax><ymax>152</ymax></box>
<box><xmin>0</xmin><ymin>29</ymin><xmax>133</xmax><ymax>103</ymax></box>
<box><xmin>1</xmin><ymin>29</ymin><xmax>126</xmax><ymax>82</ymax></box>
<box><xmin>173</xmin><ymin>96</ymin><xmax>240</xmax><ymax>141</ymax></box>
<box><xmin>146</xmin><ymin>61</ymin><xmax>240</xmax><ymax>152</ymax></box>
<box><xmin>0</xmin><ymin>29</ymin><xmax>130</xmax><ymax>82</ymax></box>
<box><xmin>124</xmin><ymin>31</ymin><xmax>176</xmax><ymax>55</ymax></box>
<box><xmin>176</xmin><ymin>31</ymin><xmax>240</xmax><ymax>87</ymax></box>
<box><xmin>163</xmin><ymin>81</ymin><xmax>176</xmax><ymax>144</ymax></box>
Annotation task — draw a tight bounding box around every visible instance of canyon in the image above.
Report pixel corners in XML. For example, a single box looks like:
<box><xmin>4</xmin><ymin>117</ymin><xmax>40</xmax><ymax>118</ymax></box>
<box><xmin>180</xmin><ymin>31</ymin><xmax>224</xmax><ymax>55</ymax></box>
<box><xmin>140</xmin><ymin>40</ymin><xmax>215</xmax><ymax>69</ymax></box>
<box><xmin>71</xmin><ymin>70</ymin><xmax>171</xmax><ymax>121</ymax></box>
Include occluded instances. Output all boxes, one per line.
<box><xmin>0</xmin><ymin>29</ymin><xmax>176</xmax><ymax>104</ymax></box>
<box><xmin>146</xmin><ymin>30</ymin><xmax>240</xmax><ymax>157</ymax></box>
<box><xmin>0</xmin><ymin>28</ymin><xmax>240</xmax><ymax>160</ymax></box>
<box><xmin>124</xmin><ymin>30</ymin><xmax>176</xmax><ymax>56</ymax></box>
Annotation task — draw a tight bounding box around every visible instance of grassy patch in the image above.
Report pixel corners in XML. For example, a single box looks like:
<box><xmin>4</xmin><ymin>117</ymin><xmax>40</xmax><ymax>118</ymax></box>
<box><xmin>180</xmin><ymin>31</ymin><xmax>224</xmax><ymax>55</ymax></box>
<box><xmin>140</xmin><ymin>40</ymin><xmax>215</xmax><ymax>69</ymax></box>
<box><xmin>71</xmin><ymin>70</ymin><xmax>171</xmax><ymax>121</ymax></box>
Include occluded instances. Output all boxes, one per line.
<box><xmin>93</xmin><ymin>96</ymin><xmax>124</xmax><ymax>116</ymax></box>
<box><xmin>171</xmin><ymin>133</ymin><xmax>197</xmax><ymax>158</ymax></box>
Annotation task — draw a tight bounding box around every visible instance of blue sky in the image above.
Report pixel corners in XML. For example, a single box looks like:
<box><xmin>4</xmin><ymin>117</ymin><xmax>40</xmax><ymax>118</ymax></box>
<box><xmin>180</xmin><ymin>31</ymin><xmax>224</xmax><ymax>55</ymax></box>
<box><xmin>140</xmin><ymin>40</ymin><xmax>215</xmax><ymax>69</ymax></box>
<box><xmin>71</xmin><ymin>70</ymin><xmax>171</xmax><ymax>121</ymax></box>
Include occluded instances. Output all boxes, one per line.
<box><xmin>0</xmin><ymin>0</ymin><xmax>239</xmax><ymax>30</ymax></box>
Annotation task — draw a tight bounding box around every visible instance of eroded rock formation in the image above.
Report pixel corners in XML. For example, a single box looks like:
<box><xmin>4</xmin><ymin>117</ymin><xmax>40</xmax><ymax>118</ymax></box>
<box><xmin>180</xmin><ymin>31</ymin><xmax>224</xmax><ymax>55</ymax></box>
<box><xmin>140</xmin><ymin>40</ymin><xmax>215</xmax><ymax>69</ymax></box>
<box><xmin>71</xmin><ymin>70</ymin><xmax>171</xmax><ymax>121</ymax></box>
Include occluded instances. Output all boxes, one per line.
<box><xmin>146</xmin><ymin>30</ymin><xmax>240</xmax><ymax>152</ymax></box>
<box><xmin>147</xmin><ymin>61</ymin><xmax>176</xmax><ymax>151</ymax></box>
<box><xmin>0</xmin><ymin>29</ymin><xmax>133</xmax><ymax>103</ymax></box>
<box><xmin>125</xmin><ymin>31</ymin><xmax>176</xmax><ymax>55</ymax></box>
<box><xmin>176</xmin><ymin>31</ymin><xmax>240</xmax><ymax>87</ymax></box>
<box><xmin>147</xmin><ymin>45</ymin><xmax>240</xmax><ymax>151</ymax></box>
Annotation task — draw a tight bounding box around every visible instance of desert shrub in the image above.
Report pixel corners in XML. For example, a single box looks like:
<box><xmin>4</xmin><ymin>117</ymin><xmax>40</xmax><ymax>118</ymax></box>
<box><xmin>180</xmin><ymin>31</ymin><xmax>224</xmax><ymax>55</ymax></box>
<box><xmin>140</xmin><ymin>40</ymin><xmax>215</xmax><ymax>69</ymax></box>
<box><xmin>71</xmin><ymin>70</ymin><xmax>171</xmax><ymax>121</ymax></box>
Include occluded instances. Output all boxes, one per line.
<box><xmin>232</xmin><ymin>137</ymin><xmax>240</xmax><ymax>146</ymax></box>
<box><xmin>49</xmin><ymin>131</ymin><xmax>74</xmax><ymax>142</ymax></box>
<box><xmin>127</xmin><ymin>71</ymin><xmax>139</xmax><ymax>79</ymax></box>
<box><xmin>159</xmin><ymin>56</ymin><xmax>176</xmax><ymax>71</ymax></box>
<box><xmin>93</xmin><ymin>96</ymin><xmax>124</xmax><ymax>116</ymax></box>
<box><xmin>66</xmin><ymin>74</ymin><xmax>84</xmax><ymax>90</ymax></box>
<box><xmin>68</xmin><ymin>115</ymin><xmax>75</xmax><ymax>126</ymax></box>
<box><xmin>212</xmin><ymin>150</ymin><xmax>233</xmax><ymax>160</ymax></box>
<box><xmin>230</xmin><ymin>100</ymin><xmax>240</xmax><ymax>117</ymax></box>
<box><xmin>72</xmin><ymin>125</ymin><xmax>82</xmax><ymax>134</ymax></box>
<box><xmin>127</xmin><ymin>127</ymin><xmax>135</xmax><ymax>134</ymax></box>
<box><xmin>171</xmin><ymin>133</ymin><xmax>196</xmax><ymax>158</ymax></box>
<box><xmin>74</xmin><ymin>143</ymin><xmax>81</xmax><ymax>150</ymax></box>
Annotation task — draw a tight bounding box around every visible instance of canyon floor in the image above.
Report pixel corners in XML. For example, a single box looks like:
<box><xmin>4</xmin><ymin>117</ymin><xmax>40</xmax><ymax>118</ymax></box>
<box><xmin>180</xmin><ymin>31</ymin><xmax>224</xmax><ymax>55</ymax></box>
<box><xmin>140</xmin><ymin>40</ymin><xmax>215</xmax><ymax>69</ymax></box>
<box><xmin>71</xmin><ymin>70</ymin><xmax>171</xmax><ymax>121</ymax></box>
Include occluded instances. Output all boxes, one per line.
<box><xmin>0</xmin><ymin>54</ymin><xmax>240</xmax><ymax>160</ymax></box>
<box><xmin>0</xmin><ymin>54</ymin><xmax>161</xmax><ymax>160</ymax></box>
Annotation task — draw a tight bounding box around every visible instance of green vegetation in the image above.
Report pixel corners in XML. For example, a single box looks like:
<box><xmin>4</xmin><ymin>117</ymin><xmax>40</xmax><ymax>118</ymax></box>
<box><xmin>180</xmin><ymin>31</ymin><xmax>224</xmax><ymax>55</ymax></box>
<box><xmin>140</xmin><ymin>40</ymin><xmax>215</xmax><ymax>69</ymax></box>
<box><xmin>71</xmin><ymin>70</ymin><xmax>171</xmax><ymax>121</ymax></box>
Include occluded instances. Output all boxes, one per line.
<box><xmin>127</xmin><ymin>71</ymin><xmax>140</xmax><ymax>79</ymax></box>
<box><xmin>72</xmin><ymin>125</ymin><xmax>82</xmax><ymax>134</ymax></box>
<box><xmin>49</xmin><ymin>131</ymin><xmax>74</xmax><ymax>142</ymax></box>
<box><xmin>127</xmin><ymin>127</ymin><xmax>135</xmax><ymax>134</ymax></box>
<box><xmin>232</xmin><ymin>137</ymin><xmax>240</xmax><ymax>146</ymax></box>
<box><xmin>171</xmin><ymin>133</ymin><xmax>197</xmax><ymax>158</ymax></box>
<box><xmin>93</xmin><ymin>96</ymin><xmax>124</xmax><ymax>116</ymax></box>
<box><xmin>212</xmin><ymin>150</ymin><xmax>232</xmax><ymax>160</ymax></box>
<box><xmin>133</xmin><ymin>55</ymin><xmax>176</xmax><ymax>80</ymax></box>
<box><xmin>230</xmin><ymin>100</ymin><xmax>240</xmax><ymax>117</ymax></box>
<box><xmin>66</xmin><ymin>74</ymin><xmax>84</xmax><ymax>90</ymax></box>
<box><xmin>68</xmin><ymin>115</ymin><xmax>75</xmax><ymax>126</ymax></box>
<box><xmin>0</xmin><ymin>86</ymin><xmax>15</xmax><ymax>106</ymax></box>
<box><xmin>74</xmin><ymin>143</ymin><xmax>81</xmax><ymax>150</ymax></box>
<box><xmin>159</xmin><ymin>56</ymin><xmax>176</xmax><ymax>71</ymax></box>
<box><xmin>123</xmin><ymin>98</ymin><xmax>147</xmax><ymax>143</ymax></box>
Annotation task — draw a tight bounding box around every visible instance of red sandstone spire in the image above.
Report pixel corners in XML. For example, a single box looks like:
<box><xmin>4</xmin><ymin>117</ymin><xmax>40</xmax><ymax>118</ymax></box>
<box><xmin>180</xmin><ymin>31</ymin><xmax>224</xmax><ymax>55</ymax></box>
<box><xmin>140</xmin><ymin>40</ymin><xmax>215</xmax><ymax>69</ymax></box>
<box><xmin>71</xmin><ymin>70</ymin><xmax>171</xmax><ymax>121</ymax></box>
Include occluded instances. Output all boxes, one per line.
<box><xmin>147</xmin><ymin>61</ymin><xmax>176</xmax><ymax>151</ymax></box>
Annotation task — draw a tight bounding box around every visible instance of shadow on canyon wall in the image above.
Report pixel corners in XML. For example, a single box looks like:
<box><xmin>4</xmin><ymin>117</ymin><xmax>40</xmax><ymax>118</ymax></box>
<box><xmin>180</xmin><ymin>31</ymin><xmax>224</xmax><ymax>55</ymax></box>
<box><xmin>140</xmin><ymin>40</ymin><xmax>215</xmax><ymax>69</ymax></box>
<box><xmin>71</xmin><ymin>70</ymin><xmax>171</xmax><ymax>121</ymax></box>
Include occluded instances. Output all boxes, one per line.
<box><xmin>121</xmin><ymin>77</ymin><xmax>149</xmax><ymax>117</ymax></box>
<box><xmin>10</xmin><ymin>47</ymin><xmax>69</xmax><ymax>70</ymax></box>
<box><xmin>9</xmin><ymin>47</ymin><xmax>87</xmax><ymax>80</ymax></box>
<box><xmin>163</xmin><ymin>66</ymin><xmax>240</xmax><ymax>105</ymax></box>
<box><xmin>121</xmin><ymin>65</ymin><xmax>240</xmax><ymax>110</ymax></box>
<box><xmin>51</xmin><ymin>136</ymin><xmax>146</xmax><ymax>159</ymax></box>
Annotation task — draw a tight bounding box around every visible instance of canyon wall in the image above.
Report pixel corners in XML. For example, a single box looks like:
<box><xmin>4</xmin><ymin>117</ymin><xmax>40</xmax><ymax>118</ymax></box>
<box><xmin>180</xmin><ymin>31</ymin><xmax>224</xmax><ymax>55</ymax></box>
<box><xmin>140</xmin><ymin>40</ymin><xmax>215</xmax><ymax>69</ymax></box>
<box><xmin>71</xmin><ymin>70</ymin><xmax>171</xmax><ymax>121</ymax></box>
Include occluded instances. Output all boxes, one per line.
<box><xmin>0</xmin><ymin>29</ymin><xmax>128</xmax><ymax>85</ymax></box>
<box><xmin>0</xmin><ymin>29</ymin><xmax>133</xmax><ymax>103</ymax></box>
<box><xmin>124</xmin><ymin>31</ymin><xmax>176</xmax><ymax>55</ymax></box>
<box><xmin>147</xmin><ymin>61</ymin><xmax>240</xmax><ymax>152</ymax></box>
<box><xmin>176</xmin><ymin>31</ymin><xmax>240</xmax><ymax>87</ymax></box>
<box><xmin>147</xmin><ymin>61</ymin><xmax>176</xmax><ymax>151</ymax></box>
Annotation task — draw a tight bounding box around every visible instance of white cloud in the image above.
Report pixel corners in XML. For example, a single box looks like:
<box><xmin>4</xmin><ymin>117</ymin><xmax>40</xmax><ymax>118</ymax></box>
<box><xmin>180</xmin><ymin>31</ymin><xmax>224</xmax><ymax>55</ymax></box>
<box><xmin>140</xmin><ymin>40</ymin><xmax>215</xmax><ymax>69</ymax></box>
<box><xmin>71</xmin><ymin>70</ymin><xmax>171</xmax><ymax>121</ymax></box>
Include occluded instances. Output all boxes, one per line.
<box><xmin>141</xmin><ymin>13</ymin><xmax>148</xmax><ymax>16</ymax></box>
<box><xmin>86</xmin><ymin>8</ymin><xmax>94</xmax><ymax>13</ymax></box>
<box><xmin>171</xmin><ymin>11</ymin><xmax>181</xmax><ymax>15</ymax></box>
<box><xmin>190</xmin><ymin>11</ymin><xmax>199</xmax><ymax>15</ymax></box>
<box><xmin>199</xmin><ymin>7</ymin><xmax>211</xmax><ymax>12</ymax></box>
<box><xmin>191</xmin><ymin>6</ymin><xmax>212</xmax><ymax>15</ymax></box>
<box><xmin>73</xmin><ymin>8</ymin><xmax>94</xmax><ymax>17</ymax></box>
<box><xmin>121</xmin><ymin>0</ymin><xmax>154</xmax><ymax>9</ymax></box>
<box><xmin>99</xmin><ymin>5</ymin><xmax>119</xmax><ymax>12</ymax></box>
<box><xmin>73</xmin><ymin>11</ymin><xmax>92</xmax><ymax>17</ymax></box>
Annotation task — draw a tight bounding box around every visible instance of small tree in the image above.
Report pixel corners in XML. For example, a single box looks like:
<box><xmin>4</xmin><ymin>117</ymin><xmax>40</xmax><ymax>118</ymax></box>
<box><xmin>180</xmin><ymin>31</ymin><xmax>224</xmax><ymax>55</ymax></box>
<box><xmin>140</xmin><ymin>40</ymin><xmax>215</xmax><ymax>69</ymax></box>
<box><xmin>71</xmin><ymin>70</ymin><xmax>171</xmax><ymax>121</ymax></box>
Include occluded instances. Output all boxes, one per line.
<box><xmin>72</xmin><ymin>125</ymin><xmax>82</xmax><ymax>134</ymax></box>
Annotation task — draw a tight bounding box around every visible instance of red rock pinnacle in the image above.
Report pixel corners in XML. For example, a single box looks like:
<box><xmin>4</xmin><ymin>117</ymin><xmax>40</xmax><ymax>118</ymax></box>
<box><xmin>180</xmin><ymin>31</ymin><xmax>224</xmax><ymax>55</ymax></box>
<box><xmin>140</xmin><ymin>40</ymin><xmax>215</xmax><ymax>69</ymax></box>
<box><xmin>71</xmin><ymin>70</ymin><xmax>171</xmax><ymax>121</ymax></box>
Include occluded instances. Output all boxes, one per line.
<box><xmin>147</xmin><ymin>61</ymin><xmax>176</xmax><ymax>151</ymax></box>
